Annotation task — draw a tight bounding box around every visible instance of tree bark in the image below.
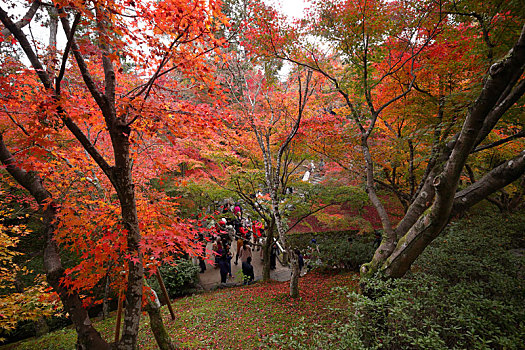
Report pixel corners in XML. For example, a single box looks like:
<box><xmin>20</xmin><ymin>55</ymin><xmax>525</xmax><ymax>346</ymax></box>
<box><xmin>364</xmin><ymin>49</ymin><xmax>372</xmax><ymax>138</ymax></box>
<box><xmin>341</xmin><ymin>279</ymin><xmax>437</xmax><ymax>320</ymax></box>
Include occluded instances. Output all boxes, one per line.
<box><xmin>289</xmin><ymin>250</ymin><xmax>300</xmax><ymax>298</ymax></box>
<box><xmin>359</xmin><ymin>132</ymin><xmax>397</xmax><ymax>274</ymax></box>
<box><xmin>144</xmin><ymin>286</ymin><xmax>176</xmax><ymax>350</ymax></box>
<box><xmin>111</xmin><ymin>149</ymin><xmax>144</xmax><ymax>350</ymax></box>
<box><xmin>261</xmin><ymin>219</ymin><xmax>274</xmax><ymax>281</ymax></box>
<box><xmin>102</xmin><ymin>271</ymin><xmax>111</xmax><ymax>320</ymax></box>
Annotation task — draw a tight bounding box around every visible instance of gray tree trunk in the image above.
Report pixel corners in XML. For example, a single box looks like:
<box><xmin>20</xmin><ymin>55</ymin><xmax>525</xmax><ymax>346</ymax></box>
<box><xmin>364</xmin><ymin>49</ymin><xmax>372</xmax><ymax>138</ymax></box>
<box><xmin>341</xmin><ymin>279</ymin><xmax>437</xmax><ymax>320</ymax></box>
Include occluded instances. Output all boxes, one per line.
<box><xmin>261</xmin><ymin>220</ymin><xmax>275</xmax><ymax>281</ymax></box>
<box><xmin>289</xmin><ymin>250</ymin><xmax>300</xmax><ymax>298</ymax></box>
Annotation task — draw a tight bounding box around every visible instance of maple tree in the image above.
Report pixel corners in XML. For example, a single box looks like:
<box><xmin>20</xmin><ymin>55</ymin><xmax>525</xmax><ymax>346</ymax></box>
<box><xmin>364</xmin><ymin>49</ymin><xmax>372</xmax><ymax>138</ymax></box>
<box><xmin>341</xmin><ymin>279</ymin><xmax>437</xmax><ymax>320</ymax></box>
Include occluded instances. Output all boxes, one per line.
<box><xmin>245</xmin><ymin>0</ymin><xmax>525</xmax><ymax>279</ymax></box>
<box><xmin>366</xmin><ymin>1</ymin><xmax>525</xmax><ymax>213</ymax></box>
<box><xmin>219</xmin><ymin>55</ymin><xmax>318</xmax><ymax>296</ymax></box>
<box><xmin>1</xmin><ymin>0</ymin><xmax>227</xmax><ymax>349</ymax></box>
<box><xmin>0</xmin><ymin>0</ymin><xmax>523</xmax><ymax>346</ymax></box>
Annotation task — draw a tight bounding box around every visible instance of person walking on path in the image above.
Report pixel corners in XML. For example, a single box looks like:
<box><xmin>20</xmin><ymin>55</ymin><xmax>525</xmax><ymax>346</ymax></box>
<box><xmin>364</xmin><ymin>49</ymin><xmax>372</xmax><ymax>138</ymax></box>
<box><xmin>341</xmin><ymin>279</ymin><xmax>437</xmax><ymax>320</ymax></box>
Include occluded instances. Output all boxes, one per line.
<box><xmin>225</xmin><ymin>244</ymin><xmax>233</xmax><ymax>279</ymax></box>
<box><xmin>218</xmin><ymin>252</ymin><xmax>229</xmax><ymax>284</ymax></box>
<box><xmin>270</xmin><ymin>242</ymin><xmax>278</xmax><ymax>270</ymax></box>
<box><xmin>198</xmin><ymin>233</ymin><xmax>207</xmax><ymax>273</ymax></box>
<box><xmin>238</xmin><ymin>241</ymin><xmax>252</xmax><ymax>263</ymax></box>
<box><xmin>233</xmin><ymin>202</ymin><xmax>242</xmax><ymax>218</ymax></box>
<box><xmin>242</xmin><ymin>256</ymin><xmax>254</xmax><ymax>285</ymax></box>
<box><xmin>235</xmin><ymin>235</ymin><xmax>244</xmax><ymax>265</ymax></box>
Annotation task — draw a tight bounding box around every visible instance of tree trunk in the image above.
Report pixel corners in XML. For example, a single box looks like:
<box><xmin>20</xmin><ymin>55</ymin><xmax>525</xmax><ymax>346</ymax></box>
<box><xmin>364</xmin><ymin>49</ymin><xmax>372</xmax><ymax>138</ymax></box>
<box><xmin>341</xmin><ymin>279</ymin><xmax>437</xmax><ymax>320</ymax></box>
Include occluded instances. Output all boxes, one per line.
<box><xmin>112</xmin><ymin>163</ymin><xmax>144</xmax><ymax>350</ymax></box>
<box><xmin>102</xmin><ymin>271</ymin><xmax>111</xmax><ymax>320</ymax></box>
<box><xmin>289</xmin><ymin>250</ymin><xmax>300</xmax><ymax>298</ymax></box>
<box><xmin>261</xmin><ymin>219</ymin><xmax>275</xmax><ymax>281</ymax></box>
<box><xmin>262</xmin><ymin>235</ymin><xmax>272</xmax><ymax>281</ymax></box>
<box><xmin>269</xmin><ymin>191</ymin><xmax>299</xmax><ymax>296</ymax></box>
<box><xmin>359</xmin><ymin>134</ymin><xmax>397</xmax><ymax>274</ymax></box>
<box><xmin>367</xmin><ymin>25</ymin><xmax>525</xmax><ymax>278</ymax></box>
<box><xmin>144</xmin><ymin>286</ymin><xmax>176</xmax><ymax>350</ymax></box>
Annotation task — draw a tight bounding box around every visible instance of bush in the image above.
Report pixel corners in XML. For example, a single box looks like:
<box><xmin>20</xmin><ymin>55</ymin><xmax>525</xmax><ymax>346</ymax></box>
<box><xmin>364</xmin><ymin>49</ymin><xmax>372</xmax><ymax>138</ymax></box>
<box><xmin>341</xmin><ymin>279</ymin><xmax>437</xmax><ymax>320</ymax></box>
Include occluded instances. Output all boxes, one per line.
<box><xmin>316</xmin><ymin>236</ymin><xmax>376</xmax><ymax>271</ymax></box>
<box><xmin>293</xmin><ymin>233</ymin><xmax>375</xmax><ymax>272</ymax></box>
<box><xmin>341</xmin><ymin>273</ymin><xmax>525</xmax><ymax>350</ymax></box>
<box><xmin>149</xmin><ymin>259</ymin><xmax>200</xmax><ymax>300</ymax></box>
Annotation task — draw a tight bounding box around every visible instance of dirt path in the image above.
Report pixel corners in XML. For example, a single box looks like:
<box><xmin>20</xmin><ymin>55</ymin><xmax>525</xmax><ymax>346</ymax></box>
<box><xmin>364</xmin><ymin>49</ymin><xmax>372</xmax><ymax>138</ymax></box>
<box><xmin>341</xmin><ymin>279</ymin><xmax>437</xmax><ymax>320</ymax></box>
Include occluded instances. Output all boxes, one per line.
<box><xmin>197</xmin><ymin>241</ymin><xmax>291</xmax><ymax>290</ymax></box>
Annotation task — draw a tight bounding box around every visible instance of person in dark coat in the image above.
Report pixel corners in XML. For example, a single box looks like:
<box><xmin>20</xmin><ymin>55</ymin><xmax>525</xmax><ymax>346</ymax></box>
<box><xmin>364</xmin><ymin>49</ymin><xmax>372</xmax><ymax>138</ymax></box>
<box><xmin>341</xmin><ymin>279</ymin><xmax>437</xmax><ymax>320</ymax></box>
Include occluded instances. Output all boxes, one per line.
<box><xmin>225</xmin><ymin>244</ymin><xmax>233</xmax><ymax>279</ymax></box>
<box><xmin>270</xmin><ymin>242</ymin><xmax>278</xmax><ymax>270</ymax></box>
<box><xmin>218</xmin><ymin>253</ymin><xmax>229</xmax><ymax>284</ymax></box>
<box><xmin>198</xmin><ymin>233</ymin><xmax>206</xmax><ymax>273</ymax></box>
<box><xmin>242</xmin><ymin>256</ymin><xmax>254</xmax><ymax>285</ymax></box>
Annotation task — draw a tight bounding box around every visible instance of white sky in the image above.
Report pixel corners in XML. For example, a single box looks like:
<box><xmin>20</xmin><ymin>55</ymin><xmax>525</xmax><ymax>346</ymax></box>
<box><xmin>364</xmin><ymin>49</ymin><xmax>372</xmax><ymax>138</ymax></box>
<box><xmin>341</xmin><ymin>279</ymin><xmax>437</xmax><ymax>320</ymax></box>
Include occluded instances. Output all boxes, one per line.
<box><xmin>265</xmin><ymin>0</ymin><xmax>311</xmax><ymax>79</ymax></box>
<box><xmin>267</xmin><ymin>0</ymin><xmax>309</xmax><ymax>20</ymax></box>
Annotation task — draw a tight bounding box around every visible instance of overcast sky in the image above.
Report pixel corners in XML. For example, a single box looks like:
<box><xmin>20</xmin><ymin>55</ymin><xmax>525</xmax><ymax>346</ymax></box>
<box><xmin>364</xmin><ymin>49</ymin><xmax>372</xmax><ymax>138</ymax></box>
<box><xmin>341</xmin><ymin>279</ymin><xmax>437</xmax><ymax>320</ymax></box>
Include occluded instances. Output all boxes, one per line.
<box><xmin>269</xmin><ymin>0</ymin><xmax>309</xmax><ymax>20</ymax></box>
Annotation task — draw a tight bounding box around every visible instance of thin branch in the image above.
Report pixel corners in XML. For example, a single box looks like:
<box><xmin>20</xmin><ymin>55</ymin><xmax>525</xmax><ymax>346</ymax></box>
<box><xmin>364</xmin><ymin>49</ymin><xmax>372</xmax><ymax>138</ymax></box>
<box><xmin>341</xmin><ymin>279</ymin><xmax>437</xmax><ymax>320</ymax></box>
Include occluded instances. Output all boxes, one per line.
<box><xmin>58</xmin><ymin>7</ymin><xmax>107</xmax><ymax>113</ymax></box>
<box><xmin>56</xmin><ymin>12</ymin><xmax>81</xmax><ymax>95</ymax></box>
<box><xmin>0</xmin><ymin>5</ymin><xmax>53</xmax><ymax>89</ymax></box>
<box><xmin>285</xmin><ymin>202</ymin><xmax>336</xmax><ymax>234</ymax></box>
<box><xmin>472</xmin><ymin>130</ymin><xmax>525</xmax><ymax>153</ymax></box>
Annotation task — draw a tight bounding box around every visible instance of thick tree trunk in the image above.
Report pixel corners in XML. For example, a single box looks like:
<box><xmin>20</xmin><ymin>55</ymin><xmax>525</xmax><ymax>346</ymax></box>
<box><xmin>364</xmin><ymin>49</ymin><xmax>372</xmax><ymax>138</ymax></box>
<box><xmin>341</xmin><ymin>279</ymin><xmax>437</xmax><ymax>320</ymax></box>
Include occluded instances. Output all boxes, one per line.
<box><xmin>261</xmin><ymin>220</ymin><xmax>274</xmax><ymax>281</ymax></box>
<box><xmin>269</xmin><ymin>191</ymin><xmax>299</xmax><ymax>296</ymax></box>
<box><xmin>359</xmin><ymin>134</ymin><xmax>397</xmax><ymax>275</ymax></box>
<box><xmin>368</xmin><ymin>25</ymin><xmax>525</xmax><ymax>278</ymax></box>
<box><xmin>112</xmin><ymin>147</ymin><xmax>144</xmax><ymax>350</ymax></box>
<box><xmin>102</xmin><ymin>271</ymin><xmax>111</xmax><ymax>320</ymax></box>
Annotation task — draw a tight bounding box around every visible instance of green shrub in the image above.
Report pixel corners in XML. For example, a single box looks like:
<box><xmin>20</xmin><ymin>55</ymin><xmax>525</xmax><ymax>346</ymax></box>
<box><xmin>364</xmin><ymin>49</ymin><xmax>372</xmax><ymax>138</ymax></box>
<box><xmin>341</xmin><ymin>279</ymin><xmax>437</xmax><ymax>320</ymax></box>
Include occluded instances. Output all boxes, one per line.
<box><xmin>342</xmin><ymin>273</ymin><xmax>525</xmax><ymax>350</ymax></box>
<box><xmin>149</xmin><ymin>259</ymin><xmax>200</xmax><ymax>299</ymax></box>
<box><xmin>300</xmin><ymin>234</ymin><xmax>375</xmax><ymax>272</ymax></box>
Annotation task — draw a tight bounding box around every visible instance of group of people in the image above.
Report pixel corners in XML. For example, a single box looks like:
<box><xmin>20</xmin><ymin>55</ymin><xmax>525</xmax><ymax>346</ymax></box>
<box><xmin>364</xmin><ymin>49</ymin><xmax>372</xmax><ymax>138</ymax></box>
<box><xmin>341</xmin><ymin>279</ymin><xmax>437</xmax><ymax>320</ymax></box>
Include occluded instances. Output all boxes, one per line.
<box><xmin>197</xmin><ymin>200</ymin><xmax>313</xmax><ymax>285</ymax></box>
<box><xmin>207</xmin><ymin>202</ymin><xmax>264</xmax><ymax>285</ymax></box>
<box><xmin>212</xmin><ymin>238</ymin><xmax>255</xmax><ymax>285</ymax></box>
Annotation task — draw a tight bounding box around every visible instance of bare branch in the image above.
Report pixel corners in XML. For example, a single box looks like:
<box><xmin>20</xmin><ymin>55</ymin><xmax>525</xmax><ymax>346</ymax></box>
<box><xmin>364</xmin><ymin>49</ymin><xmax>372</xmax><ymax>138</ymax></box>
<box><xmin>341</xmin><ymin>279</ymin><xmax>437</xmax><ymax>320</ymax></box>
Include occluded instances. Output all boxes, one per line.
<box><xmin>58</xmin><ymin>7</ymin><xmax>107</xmax><ymax>113</ymax></box>
<box><xmin>56</xmin><ymin>12</ymin><xmax>81</xmax><ymax>95</ymax></box>
<box><xmin>473</xmin><ymin>130</ymin><xmax>525</xmax><ymax>153</ymax></box>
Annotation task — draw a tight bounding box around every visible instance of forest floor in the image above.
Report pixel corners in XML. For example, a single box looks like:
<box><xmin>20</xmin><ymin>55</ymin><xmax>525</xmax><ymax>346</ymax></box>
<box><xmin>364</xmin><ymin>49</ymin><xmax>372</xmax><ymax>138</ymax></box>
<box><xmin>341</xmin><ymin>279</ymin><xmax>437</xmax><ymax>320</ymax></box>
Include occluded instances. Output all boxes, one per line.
<box><xmin>2</xmin><ymin>271</ymin><xmax>358</xmax><ymax>350</ymax></box>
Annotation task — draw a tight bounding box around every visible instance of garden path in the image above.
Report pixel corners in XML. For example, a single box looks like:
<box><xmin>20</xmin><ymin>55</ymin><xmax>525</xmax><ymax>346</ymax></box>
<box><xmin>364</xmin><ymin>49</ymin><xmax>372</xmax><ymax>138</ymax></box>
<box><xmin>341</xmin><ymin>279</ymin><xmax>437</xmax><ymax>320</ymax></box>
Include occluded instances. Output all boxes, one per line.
<box><xmin>197</xmin><ymin>241</ymin><xmax>292</xmax><ymax>290</ymax></box>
